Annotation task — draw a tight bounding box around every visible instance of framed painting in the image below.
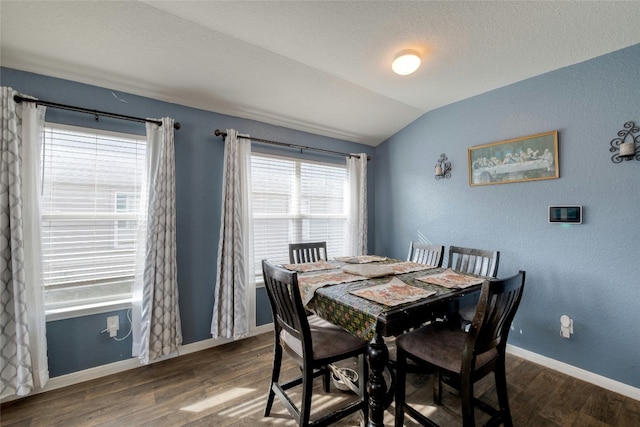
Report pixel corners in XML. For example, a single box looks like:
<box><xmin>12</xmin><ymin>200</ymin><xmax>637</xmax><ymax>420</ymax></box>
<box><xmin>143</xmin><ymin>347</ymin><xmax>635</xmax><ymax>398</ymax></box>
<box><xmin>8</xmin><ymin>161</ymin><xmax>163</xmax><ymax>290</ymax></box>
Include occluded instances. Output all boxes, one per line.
<box><xmin>468</xmin><ymin>131</ymin><xmax>559</xmax><ymax>186</ymax></box>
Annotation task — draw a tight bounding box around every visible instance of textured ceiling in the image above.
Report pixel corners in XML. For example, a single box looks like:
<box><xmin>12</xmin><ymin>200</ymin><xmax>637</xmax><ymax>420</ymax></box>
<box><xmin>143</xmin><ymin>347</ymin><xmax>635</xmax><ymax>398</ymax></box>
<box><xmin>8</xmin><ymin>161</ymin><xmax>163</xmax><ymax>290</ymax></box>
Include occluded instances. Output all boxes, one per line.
<box><xmin>2</xmin><ymin>1</ymin><xmax>639</xmax><ymax>146</ymax></box>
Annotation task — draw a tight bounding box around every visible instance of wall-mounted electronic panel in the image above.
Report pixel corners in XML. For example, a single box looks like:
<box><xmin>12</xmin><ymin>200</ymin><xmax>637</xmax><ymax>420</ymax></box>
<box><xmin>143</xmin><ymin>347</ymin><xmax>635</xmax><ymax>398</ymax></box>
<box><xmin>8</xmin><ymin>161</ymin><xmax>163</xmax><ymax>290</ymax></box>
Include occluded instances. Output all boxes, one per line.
<box><xmin>549</xmin><ymin>205</ymin><xmax>582</xmax><ymax>224</ymax></box>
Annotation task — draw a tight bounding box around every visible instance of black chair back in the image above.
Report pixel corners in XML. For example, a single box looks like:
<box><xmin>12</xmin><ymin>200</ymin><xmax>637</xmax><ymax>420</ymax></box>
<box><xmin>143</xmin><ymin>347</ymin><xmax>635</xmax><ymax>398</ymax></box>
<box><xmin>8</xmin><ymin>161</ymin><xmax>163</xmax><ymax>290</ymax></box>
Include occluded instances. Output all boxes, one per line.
<box><xmin>407</xmin><ymin>242</ymin><xmax>444</xmax><ymax>267</ymax></box>
<box><xmin>289</xmin><ymin>241</ymin><xmax>327</xmax><ymax>263</ymax></box>
<box><xmin>465</xmin><ymin>271</ymin><xmax>526</xmax><ymax>371</ymax></box>
<box><xmin>262</xmin><ymin>260</ymin><xmax>310</xmax><ymax>354</ymax></box>
<box><xmin>448</xmin><ymin>245</ymin><xmax>499</xmax><ymax>277</ymax></box>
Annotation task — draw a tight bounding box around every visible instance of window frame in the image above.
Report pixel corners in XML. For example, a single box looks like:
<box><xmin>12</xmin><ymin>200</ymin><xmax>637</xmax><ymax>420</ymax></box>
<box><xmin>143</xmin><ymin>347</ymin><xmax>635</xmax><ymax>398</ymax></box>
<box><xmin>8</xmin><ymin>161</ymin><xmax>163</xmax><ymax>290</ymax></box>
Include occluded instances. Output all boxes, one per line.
<box><xmin>40</xmin><ymin>123</ymin><xmax>146</xmax><ymax>320</ymax></box>
<box><xmin>250</xmin><ymin>151</ymin><xmax>349</xmax><ymax>286</ymax></box>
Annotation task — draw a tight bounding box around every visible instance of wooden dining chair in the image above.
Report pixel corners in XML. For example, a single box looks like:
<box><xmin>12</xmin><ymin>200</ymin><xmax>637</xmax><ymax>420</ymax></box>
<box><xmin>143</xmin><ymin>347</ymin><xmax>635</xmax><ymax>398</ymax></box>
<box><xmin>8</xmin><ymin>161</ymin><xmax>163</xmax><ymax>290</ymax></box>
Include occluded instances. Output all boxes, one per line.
<box><xmin>394</xmin><ymin>271</ymin><xmax>526</xmax><ymax>427</ymax></box>
<box><xmin>262</xmin><ymin>260</ymin><xmax>369</xmax><ymax>427</ymax></box>
<box><xmin>448</xmin><ymin>246</ymin><xmax>499</xmax><ymax>278</ymax></box>
<box><xmin>448</xmin><ymin>246</ymin><xmax>500</xmax><ymax>325</ymax></box>
<box><xmin>407</xmin><ymin>242</ymin><xmax>444</xmax><ymax>267</ymax></box>
<box><xmin>387</xmin><ymin>242</ymin><xmax>446</xmax><ymax>372</ymax></box>
<box><xmin>289</xmin><ymin>241</ymin><xmax>328</xmax><ymax>264</ymax></box>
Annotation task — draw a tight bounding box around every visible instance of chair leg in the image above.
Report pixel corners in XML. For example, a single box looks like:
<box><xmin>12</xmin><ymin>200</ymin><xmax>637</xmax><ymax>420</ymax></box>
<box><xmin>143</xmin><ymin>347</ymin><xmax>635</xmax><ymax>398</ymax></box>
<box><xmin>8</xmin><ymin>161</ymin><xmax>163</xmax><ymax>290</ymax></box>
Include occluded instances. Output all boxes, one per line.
<box><xmin>300</xmin><ymin>365</ymin><xmax>314</xmax><ymax>427</ymax></box>
<box><xmin>495</xmin><ymin>362</ymin><xmax>513</xmax><ymax>427</ymax></box>
<box><xmin>323</xmin><ymin>366</ymin><xmax>331</xmax><ymax>393</ymax></box>
<box><xmin>394</xmin><ymin>350</ymin><xmax>407</xmax><ymax>427</ymax></box>
<box><xmin>460</xmin><ymin>376</ymin><xmax>475</xmax><ymax>427</ymax></box>
<box><xmin>264</xmin><ymin>342</ymin><xmax>282</xmax><ymax>417</ymax></box>
<box><xmin>433</xmin><ymin>370</ymin><xmax>443</xmax><ymax>405</ymax></box>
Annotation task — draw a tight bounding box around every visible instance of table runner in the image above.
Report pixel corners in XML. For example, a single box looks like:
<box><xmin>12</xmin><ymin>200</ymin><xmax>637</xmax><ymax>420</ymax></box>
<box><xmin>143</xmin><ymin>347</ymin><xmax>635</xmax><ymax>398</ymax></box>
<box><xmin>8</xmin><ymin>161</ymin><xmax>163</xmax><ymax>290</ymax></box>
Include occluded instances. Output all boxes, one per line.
<box><xmin>297</xmin><ymin>257</ymin><xmax>401</xmax><ymax>304</ymax></box>
<box><xmin>334</xmin><ymin>255</ymin><xmax>388</xmax><ymax>264</ymax></box>
<box><xmin>298</xmin><ymin>270</ymin><xmax>367</xmax><ymax>305</ymax></box>
<box><xmin>388</xmin><ymin>261</ymin><xmax>438</xmax><ymax>274</ymax></box>
<box><xmin>282</xmin><ymin>260</ymin><xmax>338</xmax><ymax>273</ymax></box>
<box><xmin>341</xmin><ymin>263</ymin><xmax>395</xmax><ymax>278</ymax></box>
<box><xmin>309</xmin><ymin>269</ymin><xmax>452</xmax><ymax>340</ymax></box>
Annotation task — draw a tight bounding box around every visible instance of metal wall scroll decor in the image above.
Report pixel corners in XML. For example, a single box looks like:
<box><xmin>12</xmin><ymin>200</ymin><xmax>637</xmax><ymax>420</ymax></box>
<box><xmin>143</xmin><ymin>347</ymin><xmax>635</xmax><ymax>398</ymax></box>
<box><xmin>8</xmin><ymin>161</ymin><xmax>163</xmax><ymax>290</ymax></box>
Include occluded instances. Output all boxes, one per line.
<box><xmin>609</xmin><ymin>121</ymin><xmax>639</xmax><ymax>163</ymax></box>
<box><xmin>435</xmin><ymin>153</ymin><xmax>451</xmax><ymax>179</ymax></box>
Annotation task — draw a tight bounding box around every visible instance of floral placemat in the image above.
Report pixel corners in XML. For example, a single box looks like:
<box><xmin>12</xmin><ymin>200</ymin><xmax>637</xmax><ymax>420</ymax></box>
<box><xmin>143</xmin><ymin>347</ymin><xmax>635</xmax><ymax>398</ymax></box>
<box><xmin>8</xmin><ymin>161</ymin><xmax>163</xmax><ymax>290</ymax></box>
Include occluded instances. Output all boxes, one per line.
<box><xmin>349</xmin><ymin>277</ymin><xmax>436</xmax><ymax>307</ymax></box>
<box><xmin>335</xmin><ymin>255</ymin><xmax>388</xmax><ymax>264</ymax></box>
<box><xmin>298</xmin><ymin>271</ymin><xmax>367</xmax><ymax>305</ymax></box>
<box><xmin>416</xmin><ymin>268</ymin><xmax>485</xmax><ymax>289</ymax></box>
<box><xmin>282</xmin><ymin>260</ymin><xmax>337</xmax><ymax>272</ymax></box>
<box><xmin>389</xmin><ymin>261</ymin><xmax>438</xmax><ymax>274</ymax></box>
<box><xmin>341</xmin><ymin>264</ymin><xmax>394</xmax><ymax>278</ymax></box>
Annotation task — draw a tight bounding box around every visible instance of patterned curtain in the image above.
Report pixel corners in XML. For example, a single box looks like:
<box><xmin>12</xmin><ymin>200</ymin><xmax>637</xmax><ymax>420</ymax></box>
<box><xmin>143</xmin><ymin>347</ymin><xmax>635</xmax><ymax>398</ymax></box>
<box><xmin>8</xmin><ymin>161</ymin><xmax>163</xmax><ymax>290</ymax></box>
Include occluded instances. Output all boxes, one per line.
<box><xmin>211</xmin><ymin>129</ymin><xmax>253</xmax><ymax>339</ymax></box>
<box><xmin>346</xmin><ymin>154</ymin><xmax>368</xmax><ymax>256</ymax></box>
<box><xmin>0</xmin><ymin>87</ymin><xmax>49</xmax><ymax>398</ymax></box>
<box><xmin>132</xmin><ymin>117</ymin><xmax>182</xmax><ymax>364</ymax></box>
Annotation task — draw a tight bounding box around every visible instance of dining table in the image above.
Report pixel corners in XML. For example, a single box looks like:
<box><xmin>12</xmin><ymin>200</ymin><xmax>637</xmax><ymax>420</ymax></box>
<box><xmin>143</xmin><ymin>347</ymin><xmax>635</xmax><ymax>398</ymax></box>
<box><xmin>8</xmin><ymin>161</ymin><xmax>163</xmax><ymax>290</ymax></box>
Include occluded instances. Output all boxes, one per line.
<box><xmin>285</xmin><ymin>255</ymin><xmax>486</xmax><ymax>427</ymax></box>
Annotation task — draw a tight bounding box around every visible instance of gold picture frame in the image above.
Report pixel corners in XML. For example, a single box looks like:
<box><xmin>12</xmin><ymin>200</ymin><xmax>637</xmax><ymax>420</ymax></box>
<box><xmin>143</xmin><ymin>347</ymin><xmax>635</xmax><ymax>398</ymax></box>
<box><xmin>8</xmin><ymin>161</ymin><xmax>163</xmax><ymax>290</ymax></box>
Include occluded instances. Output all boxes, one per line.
<box><xmin>468</xmin><ymin>131</ymin><xmax>559</xmax><ymax>186</ymax></box>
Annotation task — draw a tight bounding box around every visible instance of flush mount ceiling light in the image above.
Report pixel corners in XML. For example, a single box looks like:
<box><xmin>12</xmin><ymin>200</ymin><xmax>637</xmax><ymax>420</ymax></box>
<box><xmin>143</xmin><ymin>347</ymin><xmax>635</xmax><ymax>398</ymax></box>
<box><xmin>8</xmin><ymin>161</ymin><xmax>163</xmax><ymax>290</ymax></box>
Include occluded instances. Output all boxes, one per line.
<box><xmin>392</xmin><ymin>50</ymin><xmax>421</xmax><ymax>75</ymax></box>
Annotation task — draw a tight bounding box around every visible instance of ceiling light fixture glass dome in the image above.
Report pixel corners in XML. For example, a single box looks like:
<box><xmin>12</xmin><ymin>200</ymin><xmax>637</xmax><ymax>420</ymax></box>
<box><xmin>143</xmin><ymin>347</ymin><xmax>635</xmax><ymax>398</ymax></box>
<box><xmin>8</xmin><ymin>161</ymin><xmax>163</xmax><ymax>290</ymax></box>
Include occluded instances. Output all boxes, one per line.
<box><xmin>392</xmin><ymin>50</ymin><xmax>421</xmax><ymax>75</ymax></box>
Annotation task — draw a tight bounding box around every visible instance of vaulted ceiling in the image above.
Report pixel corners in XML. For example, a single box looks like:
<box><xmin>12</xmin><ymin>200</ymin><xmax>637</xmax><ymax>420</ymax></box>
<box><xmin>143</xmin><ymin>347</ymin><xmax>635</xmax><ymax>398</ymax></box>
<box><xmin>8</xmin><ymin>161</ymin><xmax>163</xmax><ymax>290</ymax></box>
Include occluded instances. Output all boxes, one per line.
<box><xmin>2</xmin><ymin>1</ymin><xmax>639</xmax><ymax>146</ymax></box>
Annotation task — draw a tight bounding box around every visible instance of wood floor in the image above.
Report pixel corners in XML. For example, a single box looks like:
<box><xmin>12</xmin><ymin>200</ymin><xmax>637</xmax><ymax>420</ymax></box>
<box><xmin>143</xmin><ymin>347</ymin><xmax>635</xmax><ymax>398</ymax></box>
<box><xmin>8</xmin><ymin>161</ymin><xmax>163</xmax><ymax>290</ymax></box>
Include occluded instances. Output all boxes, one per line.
<box><xmin>2</xmin><ymin>332</ymin><xmax>638</xmax><ymax>426</ymax></box>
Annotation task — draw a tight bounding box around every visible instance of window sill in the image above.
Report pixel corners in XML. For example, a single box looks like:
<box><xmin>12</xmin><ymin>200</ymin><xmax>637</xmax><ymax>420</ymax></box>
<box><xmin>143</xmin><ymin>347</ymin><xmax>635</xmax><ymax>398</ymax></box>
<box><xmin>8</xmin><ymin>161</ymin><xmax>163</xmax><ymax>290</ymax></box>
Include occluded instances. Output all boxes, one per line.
<box><xmin>46</xmin><ymin>299</ymin><xmax>132</xmax><ymax>322</ymax></box>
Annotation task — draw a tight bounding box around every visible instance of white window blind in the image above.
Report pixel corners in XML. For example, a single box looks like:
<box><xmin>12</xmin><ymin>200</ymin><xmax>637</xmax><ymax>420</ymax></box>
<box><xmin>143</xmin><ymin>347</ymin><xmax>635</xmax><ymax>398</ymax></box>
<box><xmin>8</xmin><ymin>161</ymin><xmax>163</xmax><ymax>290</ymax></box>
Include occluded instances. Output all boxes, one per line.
<box><xmin>251</xmin><ymin>153</ymin><xmax>348</xmax><ymax>278</ymax></box>
<box><xmin>41</xmin><ymin>124</ymin><xmax>146</xmax><ymax>310</ymax></box>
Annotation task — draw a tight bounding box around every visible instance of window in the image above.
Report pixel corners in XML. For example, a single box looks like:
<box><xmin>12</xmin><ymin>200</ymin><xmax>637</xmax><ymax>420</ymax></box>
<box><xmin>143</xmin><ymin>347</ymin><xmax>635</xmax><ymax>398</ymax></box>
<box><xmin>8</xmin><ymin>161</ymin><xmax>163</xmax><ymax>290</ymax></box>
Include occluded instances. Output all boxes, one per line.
<box><xmin>114</xmin><ymin>192</ymin><xmax>140</xmax><ymax>247</ymax></box>
<box><xmin>251</xmin><ymin>153</ymin><xmax>348</xmax><ymax>279</ymax></box>
<box><xmin>41</xmin><ymin>124</ymin><xmax>146</xmax><ymax>311</ymax></box>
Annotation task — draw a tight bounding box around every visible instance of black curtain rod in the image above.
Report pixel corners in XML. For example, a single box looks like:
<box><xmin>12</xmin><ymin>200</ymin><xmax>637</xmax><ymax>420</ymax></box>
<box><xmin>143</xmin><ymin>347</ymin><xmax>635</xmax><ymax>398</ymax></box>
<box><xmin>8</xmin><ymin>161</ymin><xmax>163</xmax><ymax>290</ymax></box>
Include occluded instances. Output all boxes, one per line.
<box><xmin>13</xmin><ymin>95</ymin><xmax>181</xmax><ymax>130</ymax></box>
<box><xmin>214</xmin><ymin>129</ymin><xmax>370</xmax><ymax>161</ymax></box>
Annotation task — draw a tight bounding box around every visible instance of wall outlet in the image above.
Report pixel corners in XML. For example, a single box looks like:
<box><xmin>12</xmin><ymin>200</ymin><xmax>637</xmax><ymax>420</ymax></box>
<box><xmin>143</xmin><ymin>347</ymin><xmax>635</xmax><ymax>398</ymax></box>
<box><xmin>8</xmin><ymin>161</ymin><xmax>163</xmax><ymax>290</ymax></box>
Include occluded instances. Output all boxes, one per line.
<box><xmin>560</xmin><ymin>315</ymin><xmax>573</xmax><ymax>338</ymax></box>
<box><xmin>107</xmin><ymin>316</ymin><xmax>119</xmax><ymax>338</ymax></box>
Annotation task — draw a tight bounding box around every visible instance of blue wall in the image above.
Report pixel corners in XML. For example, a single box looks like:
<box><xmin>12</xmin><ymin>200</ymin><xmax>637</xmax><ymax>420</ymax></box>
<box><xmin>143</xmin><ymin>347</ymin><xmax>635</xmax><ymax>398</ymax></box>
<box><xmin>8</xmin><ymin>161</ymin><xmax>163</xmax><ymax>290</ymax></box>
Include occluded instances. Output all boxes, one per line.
<box><xmin>46</xmin><ymin>310</ymin><xmax>132</xmax><ymax>375</ymax></box>
<box><xmin>1</xmin><ymin>67</ymin><xmax>375</xmax><ymax>376</ymax></box>
<box><xmin>373</xmin><ymin>44</ymin><xmax>640</xmax><ymax>388</ymax></box>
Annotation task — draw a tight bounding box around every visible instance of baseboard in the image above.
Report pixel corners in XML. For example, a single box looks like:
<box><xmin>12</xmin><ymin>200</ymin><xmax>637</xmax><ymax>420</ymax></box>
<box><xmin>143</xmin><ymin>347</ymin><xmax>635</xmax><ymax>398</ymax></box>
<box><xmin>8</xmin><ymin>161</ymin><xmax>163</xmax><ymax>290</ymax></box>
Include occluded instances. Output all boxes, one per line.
<box><xmin>5</xmin><ymin>327</ymin><xmax>636</xmax><ymax>404</ymax></box>
<box><xmin>1</xmin><ymin>324</ymin><xmax>274</xmax><ymax>403</ymax></box>
<box><xmin>506</xmin><ymin>344</ymin><xmax>640</xmax><ymax>401</ymax></box>
<box><xmin>177</xmin><ymin>323</ymin><xmax>273</xmax><ymax>356</ymax></box>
